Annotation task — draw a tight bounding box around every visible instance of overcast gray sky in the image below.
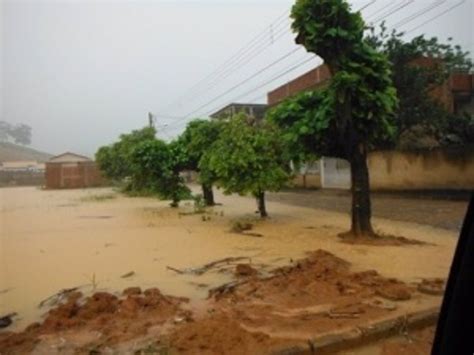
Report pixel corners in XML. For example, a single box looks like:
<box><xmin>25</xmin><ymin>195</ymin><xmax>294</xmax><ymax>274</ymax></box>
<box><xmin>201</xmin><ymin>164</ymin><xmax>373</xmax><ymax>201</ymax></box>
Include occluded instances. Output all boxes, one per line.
<box><xmin>1</xmin><ymin>0</ymin><xmax>473</xmax><ymax>156</ymax></box>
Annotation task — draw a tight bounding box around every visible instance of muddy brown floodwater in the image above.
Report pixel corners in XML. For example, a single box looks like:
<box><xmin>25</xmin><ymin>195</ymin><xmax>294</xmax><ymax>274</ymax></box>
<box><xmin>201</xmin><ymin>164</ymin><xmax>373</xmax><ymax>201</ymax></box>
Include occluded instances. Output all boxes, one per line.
<box><xmin>0</xmin><ymin>186</ymin><xmax>459</xmax><ymax>334</ymax></box>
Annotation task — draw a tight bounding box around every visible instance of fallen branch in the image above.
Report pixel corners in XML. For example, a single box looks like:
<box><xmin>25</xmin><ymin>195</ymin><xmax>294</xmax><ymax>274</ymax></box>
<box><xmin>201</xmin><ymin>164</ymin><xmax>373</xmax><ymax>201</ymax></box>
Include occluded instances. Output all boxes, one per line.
<box><xmin>39</xmin><ymin>287</ymin><xmax>79</xmax><ymax>308</ymax></box>
<box><xmin>241</xmin><ymin>232</ymin><xmax>263</xmax><ymax>238</ymax></box>
<box><xmin>166</xmin><ymin>266</ymin><xmax>185</xmax><ymax>274</ymax></box>
<box><xmin>121</xmin><ymin>271</ymin><xmax>135</xmax><ymax>278</ymax></box>
<box><xmin>166</xmin><ymin>257</ymin><xmax>251</xmax><ymax>276</ymax></box>
<box><xmin>208</xmin><ymin>280</ymin><xmax>249</xmax><ymax>298</ymax></box>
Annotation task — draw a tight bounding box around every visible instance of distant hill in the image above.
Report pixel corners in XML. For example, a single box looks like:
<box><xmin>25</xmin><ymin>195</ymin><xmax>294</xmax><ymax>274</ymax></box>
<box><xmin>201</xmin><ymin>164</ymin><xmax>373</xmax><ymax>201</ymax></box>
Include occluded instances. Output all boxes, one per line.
<box><xmin>0</xmin><ymin>142</ymin><xmax>53</xmax><ymax>162</ymax></box>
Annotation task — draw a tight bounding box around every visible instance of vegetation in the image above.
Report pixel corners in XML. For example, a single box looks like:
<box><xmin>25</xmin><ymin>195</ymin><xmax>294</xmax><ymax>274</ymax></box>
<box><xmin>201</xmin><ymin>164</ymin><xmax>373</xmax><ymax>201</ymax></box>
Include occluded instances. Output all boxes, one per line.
<box><xmin>95</xmin><ymin>127</ymin><xmax>157</xmax><ymax>185</ymax></box>
<box><xmin>129</xmin><ymin>139</ymin><xmax>191</xmax><ymax>207</ymax></box>
<box><xmin>177</xmin><ymin>119</ymin><xmax>222</xmax><ymax>206</ymax></box>
<box><xmin>367</xmin><ymin>24</ymin><xmax>473</xmax><ymax>149</ymax></box>
<box><xmin>270</xmin><ymin>0</ymin><xmax>398</xmax><ymax>236</ymax></box>
<box><xmin>95</xmin><ymin>2</ymin><xmax>472</xmax><ymax>224</ymax></box>
<box><xmin>80</xmin><ymin>193</ymin><xmax>117</xmax><ymax>202</ymax></box>
<box><xmin>0</xmin><ymin>121</ymin><xmax>32</xmax><ymax>145</ymax></box>
<box><xmin>95</xmin><ymin>126</ymin><xmax>190</xmax><ymax>207</ymax></box>
<box><xmin>201</xmin><ymin>114</ymin><xmax>291</xmax><ymax>218</ymax></box>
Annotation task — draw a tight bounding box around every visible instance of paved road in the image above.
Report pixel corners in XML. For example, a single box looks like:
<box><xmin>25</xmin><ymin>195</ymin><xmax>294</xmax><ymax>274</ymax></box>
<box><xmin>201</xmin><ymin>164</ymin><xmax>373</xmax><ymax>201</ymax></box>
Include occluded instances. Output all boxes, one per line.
<box><xmin>267</xmin><ymin>189</ymin><xmax>470</xmax><ymax>231</ymax></box>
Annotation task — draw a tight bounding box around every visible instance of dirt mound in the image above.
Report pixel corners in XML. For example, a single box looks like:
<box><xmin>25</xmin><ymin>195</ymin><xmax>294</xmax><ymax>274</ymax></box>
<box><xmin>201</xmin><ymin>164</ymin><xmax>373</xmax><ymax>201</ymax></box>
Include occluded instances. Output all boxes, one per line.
<box><xmin>0</xmin><ymin>288</ymin><xmax>188</xmax><ymax>354</ymax></box>
<box><xmin>210</xmin><ymin>250</ymin><xmax>411</xmax><ymax>306</ymax></box>
<box><xmin>166</xmin><ymin>250</ymin><xmax>419</xmax><ymax>353</ymax></box>
<box><xmin>169</xmin><ymin>314</ymin><xmax>291</xmax><ymax>355</ymax></box>
<box><xmin>0</xmin><ymin>250</ymin><xmax>424</xmax><ymax>354</ymax></box>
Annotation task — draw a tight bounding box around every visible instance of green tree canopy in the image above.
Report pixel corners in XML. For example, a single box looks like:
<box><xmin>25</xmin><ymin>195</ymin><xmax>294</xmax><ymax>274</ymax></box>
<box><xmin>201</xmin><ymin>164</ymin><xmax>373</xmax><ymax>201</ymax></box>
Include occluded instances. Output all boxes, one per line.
<box><xmin>95</xmin><ymin>126</ymin><xmax>156</xmax><ymax>182</ymax></box>
<box><xmin>129</xmin><ymin>139</ymin><xmax>191</xmax><ymax>207</ymax></box>
<box><xmin>177</xmin><ymin>119</ymin><xmax>222</xmax><ymax>205</ymax></box>
<box><xmin>367</xmin><ymin>24</ymin><xmax>473</xmax><ymax>148</ymax></box>
<box><xmin>201</xmin><ymin>114</ymin><xmax>291</xmax><ymax>217</ymax></box>
<box><xmin>271</xmin><ymin>0</ymin><xmax>398</xmax><ymax>237</ymax></box>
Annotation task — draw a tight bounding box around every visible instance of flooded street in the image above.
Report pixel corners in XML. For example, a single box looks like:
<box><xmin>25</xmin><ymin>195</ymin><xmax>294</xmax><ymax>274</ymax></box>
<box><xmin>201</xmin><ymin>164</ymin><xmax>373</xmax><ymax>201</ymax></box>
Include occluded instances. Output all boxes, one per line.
<box><xmin>0</xmin><ymin>186</ymin><xmax>459</xmax><ymax>331</ymax></box>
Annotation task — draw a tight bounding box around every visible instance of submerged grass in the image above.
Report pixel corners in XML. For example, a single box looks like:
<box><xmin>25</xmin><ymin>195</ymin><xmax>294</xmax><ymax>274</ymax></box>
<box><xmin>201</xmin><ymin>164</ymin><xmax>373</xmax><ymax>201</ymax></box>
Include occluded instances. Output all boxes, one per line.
<box><xmin>79</xmin><ymin>193</ymin><xmax>117</xmax><ymax>202</ymax></box>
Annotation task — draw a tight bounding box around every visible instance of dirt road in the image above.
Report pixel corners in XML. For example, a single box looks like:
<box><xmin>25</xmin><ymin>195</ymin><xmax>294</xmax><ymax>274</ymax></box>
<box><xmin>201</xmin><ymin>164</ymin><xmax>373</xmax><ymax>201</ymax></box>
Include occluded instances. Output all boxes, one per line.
<box><xmin>267</xmin><ymin>189</ymin><xmax>469</xmax><ymax>230</ymax></box>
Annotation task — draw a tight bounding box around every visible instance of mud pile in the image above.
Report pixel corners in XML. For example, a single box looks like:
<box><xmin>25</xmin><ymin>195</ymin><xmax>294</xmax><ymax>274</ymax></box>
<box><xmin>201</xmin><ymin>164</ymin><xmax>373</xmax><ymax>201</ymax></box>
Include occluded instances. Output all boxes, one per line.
<box><xmin>1</xmin><ymin>250</ymin><xmax>430</xmax><ymax>354</ymax></box>
<box><xmin>167</xmin><ymin>250</ymin><xmax>417</xmax><ymax>354</ymax></box>
<box><xmin>0</xmin><ymin>288</ymin><xmax>188</xmax><ymax>354</ymax></box>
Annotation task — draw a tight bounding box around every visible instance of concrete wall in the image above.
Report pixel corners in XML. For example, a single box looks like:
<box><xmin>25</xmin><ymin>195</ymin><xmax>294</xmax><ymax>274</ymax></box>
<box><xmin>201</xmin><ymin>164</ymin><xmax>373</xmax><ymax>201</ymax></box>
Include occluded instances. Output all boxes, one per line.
<box><xmin>293</xmin><ymin>174</ymin><xmax>321</xmax><ymax>189</ymax></box>
<box><xmin>368</xmin><ymin>147</ymin><xmax>474</xmax><ymax>190</ymax></box>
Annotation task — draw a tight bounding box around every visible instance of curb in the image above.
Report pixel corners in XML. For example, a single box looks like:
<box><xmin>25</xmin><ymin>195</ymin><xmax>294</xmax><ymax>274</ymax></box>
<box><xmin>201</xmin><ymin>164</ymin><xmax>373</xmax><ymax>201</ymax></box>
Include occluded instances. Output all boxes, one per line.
<box><xmin>272</xmin><ymin>306</ymin><xmax>440</xmax><ymax>355</ymax></box>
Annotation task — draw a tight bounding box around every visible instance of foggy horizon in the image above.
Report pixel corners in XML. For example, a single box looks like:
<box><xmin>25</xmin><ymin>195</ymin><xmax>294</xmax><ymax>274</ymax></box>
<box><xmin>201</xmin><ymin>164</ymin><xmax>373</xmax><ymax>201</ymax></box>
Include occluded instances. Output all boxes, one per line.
<box><xmin>1</xmin><ymin>0</ymin><xmax>473</xmax><ymax>157</ymax></box>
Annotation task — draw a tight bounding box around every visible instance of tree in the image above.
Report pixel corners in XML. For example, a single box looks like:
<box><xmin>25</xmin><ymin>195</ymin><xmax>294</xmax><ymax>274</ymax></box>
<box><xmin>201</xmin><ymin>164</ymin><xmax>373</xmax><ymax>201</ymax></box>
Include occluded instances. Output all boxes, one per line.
<box><xmin>95</xmin><ymin>126</ymin><xmax>156</xmax><ymax>184</ymax></box>
<box><xmin>0</xmin><ymin>121</ymin><xmax>32</xmax><ymax>145</ymax></box>
<box><xmin>177</xmin><ymin>119</ymin><xmax>222</xmax><ymax>206</ymax></box>
<box><xmin>129</xmin><ymin>139</ymin><xmax>191</xmax><ymax>207</ymax></box>
<box><xmin>201</xmin><ymin>114</ymin><xmax>291</xmax><ymax>218</ymax></box>
<box><xmin>367</xmin><ymin>24</ymin><xmax>473</xmax><ymax>148</ymax></box>
<box><xmin>271</xmin><ymin>0</ymin><xmax>397</xmax><ymax>237</ymax></box>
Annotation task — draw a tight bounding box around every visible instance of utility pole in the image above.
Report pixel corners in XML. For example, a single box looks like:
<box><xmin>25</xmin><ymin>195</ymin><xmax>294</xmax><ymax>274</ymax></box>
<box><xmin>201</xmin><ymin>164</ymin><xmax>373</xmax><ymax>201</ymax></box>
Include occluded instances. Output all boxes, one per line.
<box><xmin>148</xmin><ymin>112</ymin><xmax>155</xmax><ymax>128</ymax></box>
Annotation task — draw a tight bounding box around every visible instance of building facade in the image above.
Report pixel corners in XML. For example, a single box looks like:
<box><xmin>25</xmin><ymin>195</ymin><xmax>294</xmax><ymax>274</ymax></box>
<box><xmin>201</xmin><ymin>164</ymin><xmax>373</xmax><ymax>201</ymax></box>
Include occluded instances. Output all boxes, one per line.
<box><xmin>210</xmin><ymin>103</ymin><xmax>268</xmax><ymax>121</ymax></box>
<box><xmin>268</xmin><ymin>61</ymin><xmax>474</xmax><ymax>191</ymax></box>
<box><xmin>45</xmin><ymin>152</ymin><xmax>103</xmax><ymax>189</ymax></box>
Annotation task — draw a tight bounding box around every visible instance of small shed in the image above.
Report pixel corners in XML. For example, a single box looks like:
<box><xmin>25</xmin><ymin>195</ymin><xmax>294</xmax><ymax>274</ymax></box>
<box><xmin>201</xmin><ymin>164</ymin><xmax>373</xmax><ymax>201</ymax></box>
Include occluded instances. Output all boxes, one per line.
<box><xmin>45</xmin><ymin>152</ymin><xmax>103</xmax><ymax>189</ymax></box>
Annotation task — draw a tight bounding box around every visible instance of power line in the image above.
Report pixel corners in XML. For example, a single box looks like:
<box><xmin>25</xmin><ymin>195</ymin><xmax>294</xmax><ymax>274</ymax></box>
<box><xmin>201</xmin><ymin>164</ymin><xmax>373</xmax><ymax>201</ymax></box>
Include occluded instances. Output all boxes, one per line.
<box><xmin>391</xmin><ymin>0</ymin><xmax>446</xmax><ymax>28</ymax></box>
<box><xmin>405</xmin><ymin>0</ymin><xmax>466</xmax><ymax>33</ymax></box>
<box><xmin>201</xmin><ymin>55</ymin><xmax>317</xmax><ymax>117</ymax></box>
<box><xmin>357</xmin><ymin>0</ymin><xmax>378</xmax><ymax>12</ymax></box>
<box><xmin>159</xmin><ymin>1</ymin><xmax>379</xmax><ymax>122</ymax></box>
<box><xmin>371</xmin><ymin>0</ymin><xmax>414</xmax><ymax>24</ymax></box>
<box><xmin>365</xmin><ymin>1</ymin><xmax>401</xmax><ymax>21</ymax></box>
<box><xmin>178</xmin><ymin>23</ymin><xmax>292</xmax><ymax>106</ymax></box>
<box><xmin>163</xmin><ymin>54</ymin><xmax>317</xmax><ymax>132</ymax></box>
<box><xmin>158</xmin><ymin>10</ymin><xmax>290</xmax><ymax>113</ymax></box>
<box><xmin>180</xmin><ymin>47</ymin><xmax>302</xmax><ymax>120</ymax></box>
<box><xmin>163</xmin><ymin>0</ymin><xmax>463</xmax><ymax>135</ymax></box>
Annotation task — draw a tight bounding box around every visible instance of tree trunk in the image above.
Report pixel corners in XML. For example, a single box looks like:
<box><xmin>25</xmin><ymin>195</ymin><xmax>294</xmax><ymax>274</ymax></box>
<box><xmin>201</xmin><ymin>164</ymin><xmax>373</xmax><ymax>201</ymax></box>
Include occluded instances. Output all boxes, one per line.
<box><xmin>256</xmin><ymin>191</ymin><xmax>268</xmax><ymax>218</ymax></box>
<box><xmin>349</xmin><ymin>143</ymin><xmax>374</xmax><ymax>237</ymax></box>
<box><xmin>201</xmin><ymin>184</ymin><xmax>215</xmax><ymax>206</ymax></box>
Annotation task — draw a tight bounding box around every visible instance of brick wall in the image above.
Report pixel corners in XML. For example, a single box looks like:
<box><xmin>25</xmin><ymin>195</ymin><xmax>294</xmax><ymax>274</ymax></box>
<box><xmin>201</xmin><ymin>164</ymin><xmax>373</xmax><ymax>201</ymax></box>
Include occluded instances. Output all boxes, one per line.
<box><xmin>267</xmin><ymin>64</ymin><xmax>331</xmax><ymax>106</ymax></box>
<box><xmin>45</xmin><ymin>162</ymin><xmax>104</xmax><ymax>189</ymax></box>
<box><xmin>267</xmin><ymin>58</ymin><xmax>472</xmax><ymax>113</ymax></box>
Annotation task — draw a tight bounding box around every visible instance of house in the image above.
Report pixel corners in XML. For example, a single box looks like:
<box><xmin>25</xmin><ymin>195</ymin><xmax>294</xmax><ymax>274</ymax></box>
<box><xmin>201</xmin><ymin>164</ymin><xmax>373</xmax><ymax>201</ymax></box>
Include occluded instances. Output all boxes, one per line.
<box><xmin>210</xmin><ymin>103</ymin><xmax>268</xmax><ymax>121</ymax></box>
<box><xmin>45</xmin><ymin>152</ymin><xmax>103</xmax><ymax>189</ymax></box>
<box><xmin>267</xmin><ymin>63</ymin><xmax>474</xmax><ymax>191</ymax></box>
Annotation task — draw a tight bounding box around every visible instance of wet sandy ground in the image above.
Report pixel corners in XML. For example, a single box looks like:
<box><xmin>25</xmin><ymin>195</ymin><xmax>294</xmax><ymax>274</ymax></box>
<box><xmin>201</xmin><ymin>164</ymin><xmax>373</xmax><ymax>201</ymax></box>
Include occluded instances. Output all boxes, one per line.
<box><xmin>0</xmin><ymin>186</ymin><xmax>459</xmax><ymax>331</ymax></box>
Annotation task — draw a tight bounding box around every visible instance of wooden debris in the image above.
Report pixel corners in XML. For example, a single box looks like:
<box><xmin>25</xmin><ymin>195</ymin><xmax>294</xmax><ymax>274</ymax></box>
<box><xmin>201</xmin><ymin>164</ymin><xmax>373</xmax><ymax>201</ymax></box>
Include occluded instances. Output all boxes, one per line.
<box><xmin>166</xmin><ymin>257</ymin><xmax>251</xmax><ymax>276</ymax></box>
<box><xmin>38</xmin><ymin>287</ymin><xmax>79</xmax><ymax>308</ymax></box>
<box><xmin>121</xmin><ymin>271</ymin><xmax>135</xmax><ymax>278</ymax></box>
<box><xmin>166</xmin><ymin>266</ymin><xmax>185</xmax><ymax>274</ymax></box>
<box><xmin>241</xmin><ymin>232</ymin><xmax>264</xmax><ymax>238</ymax></box>
<box><xmin>208</xmin><ymin>280</ymin><xmax>248</xmax><ymax>298</ymax></box>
